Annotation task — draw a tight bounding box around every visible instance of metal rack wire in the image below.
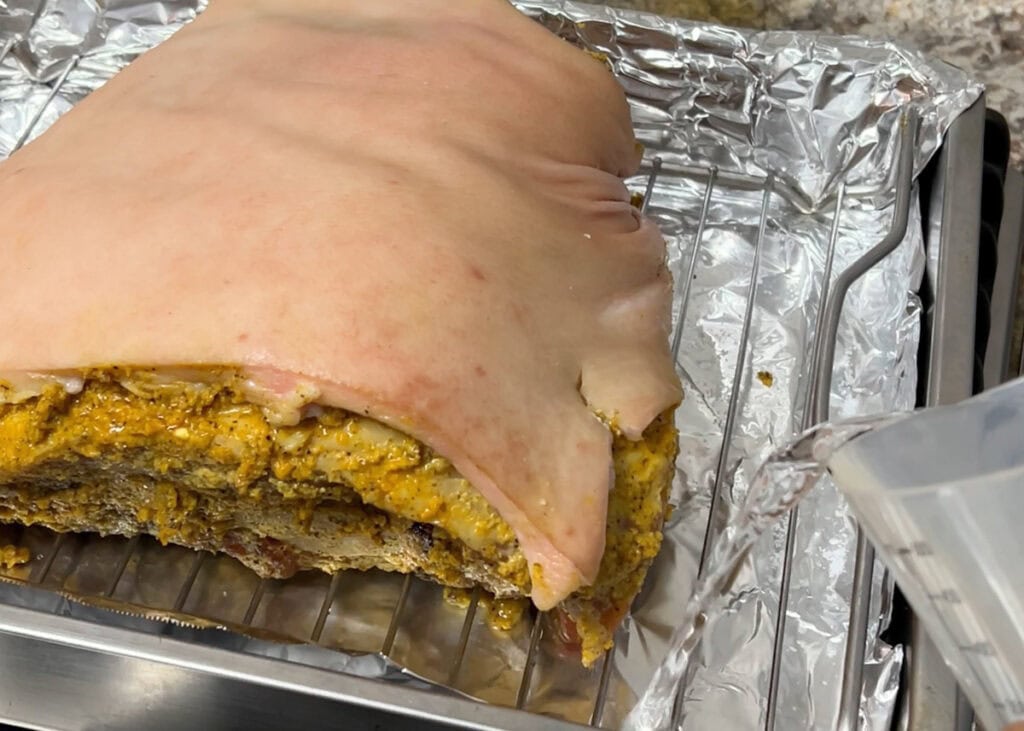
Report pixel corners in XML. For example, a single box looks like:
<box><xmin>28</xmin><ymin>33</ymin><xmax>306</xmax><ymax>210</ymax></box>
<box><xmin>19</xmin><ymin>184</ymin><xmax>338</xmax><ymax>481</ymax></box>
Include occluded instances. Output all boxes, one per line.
<box><xmin>654</xmin><ymin>109</ymin><xmax>919</xmax><ymax>731</ymax></box>
<box><xmin>0</xmin><ymin>14</ymin><xmax>923</xmax><ymax>730</ymax></box>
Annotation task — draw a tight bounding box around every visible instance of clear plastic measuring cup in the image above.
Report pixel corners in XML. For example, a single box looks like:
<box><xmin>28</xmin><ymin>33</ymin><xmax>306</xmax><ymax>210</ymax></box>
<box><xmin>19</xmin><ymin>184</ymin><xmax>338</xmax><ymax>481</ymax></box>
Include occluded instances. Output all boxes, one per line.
<box><xmin>828</xmin><ymin>377</ymin><xmax>1024</xmax><ymax>731</ymax></box>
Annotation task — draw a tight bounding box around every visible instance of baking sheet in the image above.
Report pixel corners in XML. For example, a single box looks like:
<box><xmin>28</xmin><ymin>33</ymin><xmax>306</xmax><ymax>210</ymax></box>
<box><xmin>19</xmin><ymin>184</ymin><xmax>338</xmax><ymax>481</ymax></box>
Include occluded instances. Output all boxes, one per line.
<box><xmin>0</xmin><ymin>1</ymin><xmax>981</xmax><ymax>728</ymax></box>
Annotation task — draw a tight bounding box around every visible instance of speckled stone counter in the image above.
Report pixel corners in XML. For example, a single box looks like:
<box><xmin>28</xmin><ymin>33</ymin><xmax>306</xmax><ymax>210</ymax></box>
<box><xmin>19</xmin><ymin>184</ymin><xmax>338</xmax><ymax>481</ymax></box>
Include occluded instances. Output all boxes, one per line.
<box><xmin>600</xmin><ymin>0</ymin><xmax>1024</xmax><ymax>167</ymax></box>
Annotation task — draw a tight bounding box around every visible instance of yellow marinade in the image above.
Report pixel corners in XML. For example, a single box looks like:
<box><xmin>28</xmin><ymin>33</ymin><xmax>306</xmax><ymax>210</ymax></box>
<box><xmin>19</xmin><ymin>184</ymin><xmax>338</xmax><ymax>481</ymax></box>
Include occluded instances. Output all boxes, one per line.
<box><xmin>0</xmin><ymin>368</ymin><xmax>677</xmax><ymax>665</ymax></box>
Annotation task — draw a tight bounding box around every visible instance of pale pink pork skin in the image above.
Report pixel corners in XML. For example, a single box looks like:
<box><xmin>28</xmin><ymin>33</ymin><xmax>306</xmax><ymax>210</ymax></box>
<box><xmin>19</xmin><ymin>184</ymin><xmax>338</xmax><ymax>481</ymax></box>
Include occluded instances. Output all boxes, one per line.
<box><xmin>0</xmin><ymin>0</ymin><xmax>682</xmax><ymax>610</ymax></box>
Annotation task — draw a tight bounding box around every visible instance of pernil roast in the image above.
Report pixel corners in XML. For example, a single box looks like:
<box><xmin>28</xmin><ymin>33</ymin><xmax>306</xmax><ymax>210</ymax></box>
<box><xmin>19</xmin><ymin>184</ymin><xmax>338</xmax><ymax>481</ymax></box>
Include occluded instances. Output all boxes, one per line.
<box><xmin>0</xmin><ymin>0</ymin><xmax>681</xmax><ymax>665</ymax></box>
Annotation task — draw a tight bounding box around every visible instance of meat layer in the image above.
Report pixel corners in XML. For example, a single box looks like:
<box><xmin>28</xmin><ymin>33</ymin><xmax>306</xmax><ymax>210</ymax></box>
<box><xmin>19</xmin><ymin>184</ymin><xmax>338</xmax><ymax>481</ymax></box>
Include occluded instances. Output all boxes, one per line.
<box><xmin>0</xmin><ymin>370</ymin><xmax>677</xmax><ymax>664</ymax></box>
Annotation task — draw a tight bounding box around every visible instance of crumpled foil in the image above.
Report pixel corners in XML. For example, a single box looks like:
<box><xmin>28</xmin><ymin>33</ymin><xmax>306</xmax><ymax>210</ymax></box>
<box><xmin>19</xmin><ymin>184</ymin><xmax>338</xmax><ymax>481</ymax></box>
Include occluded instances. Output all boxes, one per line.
<box><xmin>0</xmin><ymin>1</ymin><xmax>982</xmax><ymax>729</ymax></box>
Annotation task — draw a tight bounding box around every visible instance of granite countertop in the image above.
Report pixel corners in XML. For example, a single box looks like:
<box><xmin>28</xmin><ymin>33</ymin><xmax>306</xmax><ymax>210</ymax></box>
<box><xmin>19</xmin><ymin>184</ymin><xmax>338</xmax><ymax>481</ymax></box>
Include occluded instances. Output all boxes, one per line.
<box><xmin>601</xmin><ymin>0</ymin><xmax>1024</xmax><ymax>168</ymax></box>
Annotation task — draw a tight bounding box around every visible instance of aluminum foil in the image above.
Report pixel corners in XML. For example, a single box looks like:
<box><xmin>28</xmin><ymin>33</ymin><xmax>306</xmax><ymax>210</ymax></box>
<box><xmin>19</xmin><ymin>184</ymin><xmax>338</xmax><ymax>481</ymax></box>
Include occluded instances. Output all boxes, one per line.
<box><xmin>0</xmin><ymin>1</ymin><xmax>982</xmax><ymax>729</ymax></box>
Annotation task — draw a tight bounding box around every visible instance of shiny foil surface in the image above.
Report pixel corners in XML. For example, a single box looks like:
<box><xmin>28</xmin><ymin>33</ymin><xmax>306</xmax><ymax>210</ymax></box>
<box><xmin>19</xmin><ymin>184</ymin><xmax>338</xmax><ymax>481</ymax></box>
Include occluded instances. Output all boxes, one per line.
<box><xmin>0</xmin><ymin>1</ymin><xmax>981</xmax><ymax>729</ymax></box>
